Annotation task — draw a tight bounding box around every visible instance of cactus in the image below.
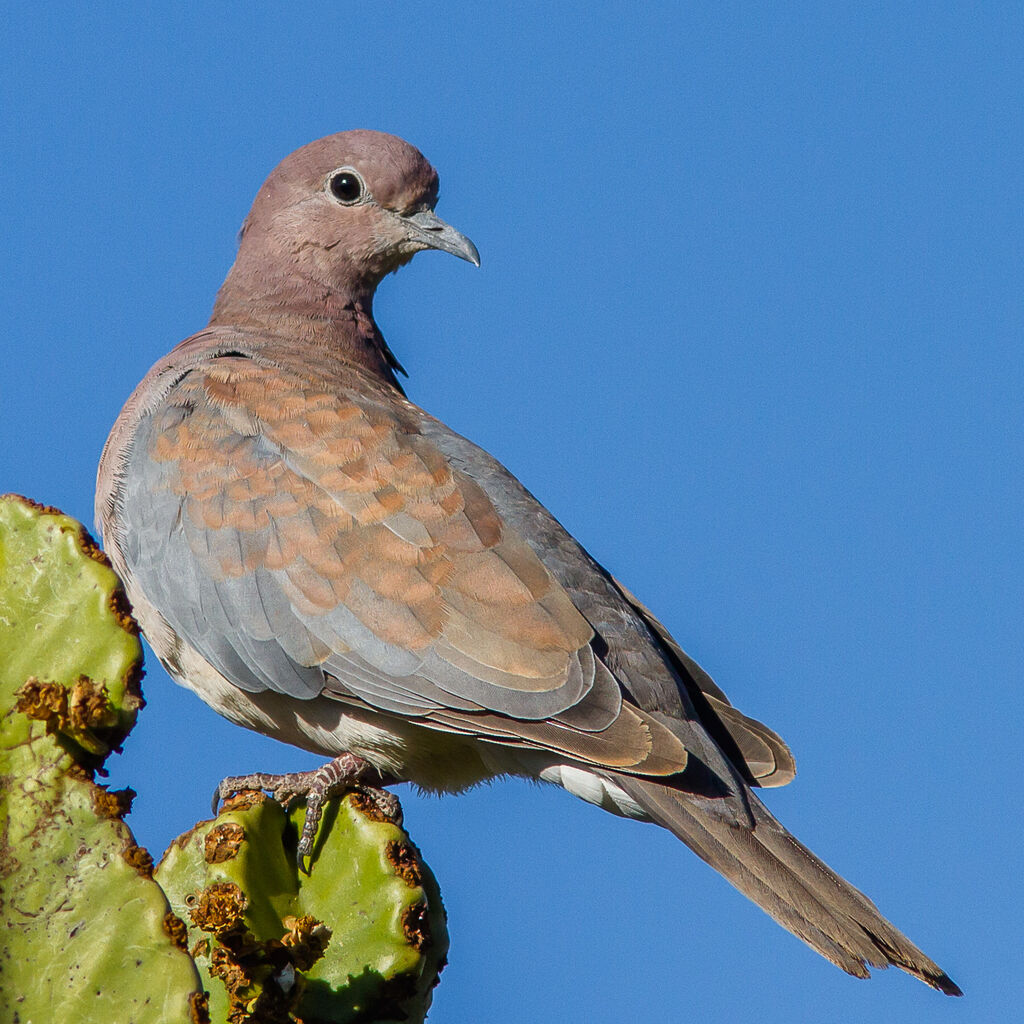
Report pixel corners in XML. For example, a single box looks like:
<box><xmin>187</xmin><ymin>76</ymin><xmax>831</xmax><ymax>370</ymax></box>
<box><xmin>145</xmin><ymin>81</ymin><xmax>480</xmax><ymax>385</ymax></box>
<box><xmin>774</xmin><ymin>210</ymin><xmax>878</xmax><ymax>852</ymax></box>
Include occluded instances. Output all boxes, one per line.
<box><xmin>0</xmin><ymin>494</ymin><xmax>207</xmax><ymax>1023</ymax></box>
<box><xmin>157</xmin><ymin>791</ymin><xmax>448</xmax><ymax>1024</ymax></box>
<box><xmin>0</xmin><ymin>495</ymin><xmax>448</xmax><ymax>1023</ymax></box>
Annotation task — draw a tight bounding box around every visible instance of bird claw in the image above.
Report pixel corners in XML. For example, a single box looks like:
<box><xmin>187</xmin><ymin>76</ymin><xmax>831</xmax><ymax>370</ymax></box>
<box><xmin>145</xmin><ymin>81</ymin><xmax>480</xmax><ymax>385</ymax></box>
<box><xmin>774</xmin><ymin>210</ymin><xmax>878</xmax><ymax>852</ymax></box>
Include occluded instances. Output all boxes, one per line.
<box><xmin>211</xmin><ymin>754</ymin><xmax>397</xmax><ymax>872</ymax></box>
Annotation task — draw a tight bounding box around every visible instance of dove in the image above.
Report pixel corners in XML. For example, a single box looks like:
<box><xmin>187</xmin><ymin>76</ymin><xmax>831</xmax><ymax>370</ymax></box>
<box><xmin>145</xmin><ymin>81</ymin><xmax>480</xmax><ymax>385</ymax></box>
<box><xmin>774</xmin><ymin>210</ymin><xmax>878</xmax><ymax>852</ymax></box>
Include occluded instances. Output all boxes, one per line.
<box><xmin>96</xmin><ymin>130</ymin><xmax>959</xmax><ymax>995</ymax></box>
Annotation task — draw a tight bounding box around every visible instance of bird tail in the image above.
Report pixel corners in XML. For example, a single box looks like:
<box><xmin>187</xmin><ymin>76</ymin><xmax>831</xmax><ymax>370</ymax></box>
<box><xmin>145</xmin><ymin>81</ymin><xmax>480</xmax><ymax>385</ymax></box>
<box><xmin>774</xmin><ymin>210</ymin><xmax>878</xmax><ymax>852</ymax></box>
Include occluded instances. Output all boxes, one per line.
<box><xmin>611</xmin><ymin>773</ymin><xmax>961</xmax><ymax>995</ymax></box>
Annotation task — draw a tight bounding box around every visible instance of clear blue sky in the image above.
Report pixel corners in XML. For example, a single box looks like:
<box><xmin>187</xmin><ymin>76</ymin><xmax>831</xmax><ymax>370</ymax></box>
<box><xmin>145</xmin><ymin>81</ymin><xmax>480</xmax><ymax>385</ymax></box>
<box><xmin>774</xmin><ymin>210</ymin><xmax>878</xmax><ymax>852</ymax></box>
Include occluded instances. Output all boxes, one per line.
<box><xmin>2</xmin><ymin>4</ymin><xmax>1019</xmax><ymax>1020</ymax></box>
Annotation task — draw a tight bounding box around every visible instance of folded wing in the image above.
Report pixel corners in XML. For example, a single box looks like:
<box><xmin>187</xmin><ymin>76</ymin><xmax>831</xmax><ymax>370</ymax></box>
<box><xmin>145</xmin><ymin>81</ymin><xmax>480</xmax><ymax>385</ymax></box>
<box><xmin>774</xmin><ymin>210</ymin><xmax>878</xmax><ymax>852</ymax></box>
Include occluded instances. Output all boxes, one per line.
<box><xmin>122</xmin><ymin>354</ymin><xmax>687</xmax><ymax>776</ymax></box>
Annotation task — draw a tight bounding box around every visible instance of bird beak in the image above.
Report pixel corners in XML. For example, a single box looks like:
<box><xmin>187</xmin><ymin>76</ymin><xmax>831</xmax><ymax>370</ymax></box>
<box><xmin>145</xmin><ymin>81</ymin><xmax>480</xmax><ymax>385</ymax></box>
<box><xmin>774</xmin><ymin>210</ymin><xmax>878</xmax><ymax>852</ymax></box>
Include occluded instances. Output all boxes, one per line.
<box><xmin>401</xmin><ymin>209</ymin><xmax>481</xmax><ymax>266</ymax></box>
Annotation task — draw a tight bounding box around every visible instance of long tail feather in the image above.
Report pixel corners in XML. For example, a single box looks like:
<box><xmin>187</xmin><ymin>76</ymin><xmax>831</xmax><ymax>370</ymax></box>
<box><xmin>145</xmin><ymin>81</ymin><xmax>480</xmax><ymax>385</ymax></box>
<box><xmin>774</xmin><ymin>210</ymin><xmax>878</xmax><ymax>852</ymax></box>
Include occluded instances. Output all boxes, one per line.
<box><xmin>612</xmin><ymin>774</ymin><xmax>961</xmax><ymax>995</ymax></box>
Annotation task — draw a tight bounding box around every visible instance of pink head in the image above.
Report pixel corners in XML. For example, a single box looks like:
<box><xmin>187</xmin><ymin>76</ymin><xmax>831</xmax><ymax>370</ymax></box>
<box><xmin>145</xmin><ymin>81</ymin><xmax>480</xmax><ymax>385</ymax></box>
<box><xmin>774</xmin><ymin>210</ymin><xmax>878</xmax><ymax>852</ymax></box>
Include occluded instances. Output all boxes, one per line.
<box><xmin>212</xmin><ymin>131</ymin><xmax>478</xmax><ymax>323</ymax></box>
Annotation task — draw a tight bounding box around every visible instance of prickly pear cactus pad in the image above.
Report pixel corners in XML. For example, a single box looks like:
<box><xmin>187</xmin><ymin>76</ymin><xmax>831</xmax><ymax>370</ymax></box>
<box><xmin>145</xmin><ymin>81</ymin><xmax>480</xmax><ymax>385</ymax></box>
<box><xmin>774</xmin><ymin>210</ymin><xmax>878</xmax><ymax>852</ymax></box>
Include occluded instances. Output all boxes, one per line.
<box><xmin>0</xmin><ymin>495</ymin><xmax>143</xmax><ymax>755</ymax></box>
<box><xmin>156</xmin><ymin>790</ymin><xmax>449</xmax><ymax>1024</ymax></box>
<box><xmin>0</xmin><ymin>494</ymin><xmax>206</xmax><ymax>1024</ymax></box>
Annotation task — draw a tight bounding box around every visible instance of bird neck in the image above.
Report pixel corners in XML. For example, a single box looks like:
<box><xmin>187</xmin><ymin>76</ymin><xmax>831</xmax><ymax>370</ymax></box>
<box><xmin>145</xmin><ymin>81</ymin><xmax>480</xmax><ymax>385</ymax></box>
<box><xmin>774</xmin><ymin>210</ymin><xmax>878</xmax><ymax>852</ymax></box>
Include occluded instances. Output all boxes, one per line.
<box><xmin>208</xmin><ymin>260</ymin><xmax>405</xmax><ymax>389</ymax></box>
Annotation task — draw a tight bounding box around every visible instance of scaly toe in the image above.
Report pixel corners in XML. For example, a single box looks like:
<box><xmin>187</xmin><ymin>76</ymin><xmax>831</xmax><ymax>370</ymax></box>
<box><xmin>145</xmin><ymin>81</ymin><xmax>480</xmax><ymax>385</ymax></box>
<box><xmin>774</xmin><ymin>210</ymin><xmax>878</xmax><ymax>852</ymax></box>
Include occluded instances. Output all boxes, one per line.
<box><xmin>212</xmin><ymin>754</ymin><xmax>388</xmax><ymax>872</ymax></box>
<box><xmin>212</xmin><ymin>772</ymin><xmax>288</xmax><ymax>814</ymax></box>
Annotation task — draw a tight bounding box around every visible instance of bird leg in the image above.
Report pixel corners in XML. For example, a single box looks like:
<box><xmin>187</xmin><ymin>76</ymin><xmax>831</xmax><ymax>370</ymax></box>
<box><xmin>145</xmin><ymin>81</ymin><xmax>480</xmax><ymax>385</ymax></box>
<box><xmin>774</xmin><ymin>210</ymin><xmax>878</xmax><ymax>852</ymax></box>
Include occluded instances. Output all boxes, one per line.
<box><xmin>213</xmin><ymin>752</ymin><xmax>401</xmax><ymax>870</ymax></box>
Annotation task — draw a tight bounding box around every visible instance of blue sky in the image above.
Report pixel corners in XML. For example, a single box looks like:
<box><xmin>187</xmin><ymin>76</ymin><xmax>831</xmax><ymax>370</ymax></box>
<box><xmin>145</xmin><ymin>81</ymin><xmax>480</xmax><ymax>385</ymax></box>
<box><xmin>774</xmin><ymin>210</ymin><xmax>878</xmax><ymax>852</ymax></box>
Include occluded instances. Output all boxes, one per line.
<box><xmin>2</xmin><ymin>4</ymin><xmax>1019</xmax><ymax>1020</ymax></box>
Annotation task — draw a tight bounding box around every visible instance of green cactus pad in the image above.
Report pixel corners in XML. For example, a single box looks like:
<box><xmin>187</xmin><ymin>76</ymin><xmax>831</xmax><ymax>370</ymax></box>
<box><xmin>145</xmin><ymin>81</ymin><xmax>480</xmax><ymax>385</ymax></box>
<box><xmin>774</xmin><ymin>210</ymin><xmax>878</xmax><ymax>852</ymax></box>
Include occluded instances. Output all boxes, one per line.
<box><xmin>157</xmin><ymin>790</ymin><xmax>449</xmax><ymax>1024</ymax></box>
<box><xmin>0</xmin><ymin>494</ymin><xmax>205</xmax><ymax>1024</ymax></box>
<box><xmin>0</xmin><ymin>494</ymin><xmax>143</xmax><ymax>755</ymax></box>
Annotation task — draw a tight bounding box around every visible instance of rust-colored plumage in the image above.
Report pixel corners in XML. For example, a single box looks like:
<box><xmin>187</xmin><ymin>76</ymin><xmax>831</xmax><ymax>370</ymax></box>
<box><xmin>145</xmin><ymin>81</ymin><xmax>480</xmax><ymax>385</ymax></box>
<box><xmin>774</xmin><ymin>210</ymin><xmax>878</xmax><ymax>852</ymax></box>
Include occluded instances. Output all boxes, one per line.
<box><xmin>97</xmin><ymin>131</ymin><xmax>959</xmax><ymax>996</ymax></box>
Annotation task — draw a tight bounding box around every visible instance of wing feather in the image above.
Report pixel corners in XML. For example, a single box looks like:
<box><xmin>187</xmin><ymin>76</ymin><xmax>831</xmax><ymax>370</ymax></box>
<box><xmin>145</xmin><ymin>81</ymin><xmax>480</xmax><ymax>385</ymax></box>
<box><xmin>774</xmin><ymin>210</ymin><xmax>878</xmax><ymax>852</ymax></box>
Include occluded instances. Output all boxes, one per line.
<box><xmin>122</xmin><ymin>355</ymin><xmax>686</xmax><ymax>775</ymax></box>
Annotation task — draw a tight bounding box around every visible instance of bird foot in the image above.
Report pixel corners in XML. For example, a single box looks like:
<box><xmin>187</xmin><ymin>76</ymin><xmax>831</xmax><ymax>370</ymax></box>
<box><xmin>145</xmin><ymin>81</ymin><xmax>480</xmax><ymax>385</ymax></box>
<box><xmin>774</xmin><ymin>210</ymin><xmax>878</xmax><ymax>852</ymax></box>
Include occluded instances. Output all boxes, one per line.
<box><xmin>212</xmin><ymin>752</ymin><xmax>400</xmax><ymax>871</ymax></box>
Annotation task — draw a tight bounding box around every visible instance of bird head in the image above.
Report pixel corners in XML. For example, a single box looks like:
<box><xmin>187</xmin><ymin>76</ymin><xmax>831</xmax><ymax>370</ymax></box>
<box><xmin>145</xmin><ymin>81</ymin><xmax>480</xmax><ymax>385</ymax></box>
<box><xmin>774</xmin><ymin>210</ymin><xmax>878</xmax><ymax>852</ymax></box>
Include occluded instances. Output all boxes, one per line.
<box><xmin>232</xmin><ymin>130</ymin><xmax>479</xmax><ymax>297</ymax></box>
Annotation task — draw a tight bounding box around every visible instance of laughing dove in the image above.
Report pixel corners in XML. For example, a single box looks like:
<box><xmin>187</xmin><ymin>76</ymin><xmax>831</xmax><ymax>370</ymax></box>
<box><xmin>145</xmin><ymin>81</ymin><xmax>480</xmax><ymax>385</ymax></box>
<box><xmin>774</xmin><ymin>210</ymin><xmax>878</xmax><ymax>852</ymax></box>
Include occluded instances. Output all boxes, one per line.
<box><xmin>96</xmin><ymin>130</ymin><xmax>959</xmax><ymax>995</ymax></box>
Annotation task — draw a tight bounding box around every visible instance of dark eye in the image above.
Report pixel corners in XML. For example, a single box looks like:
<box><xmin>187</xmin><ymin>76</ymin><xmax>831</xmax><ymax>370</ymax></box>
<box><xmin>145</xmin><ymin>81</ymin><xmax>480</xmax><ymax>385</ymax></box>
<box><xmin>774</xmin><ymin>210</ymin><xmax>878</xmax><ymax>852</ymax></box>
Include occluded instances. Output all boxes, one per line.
<box><xmin>328</xmin><ymin>170</ymin><xmax>363</xmax><ymax>204</ymax></box>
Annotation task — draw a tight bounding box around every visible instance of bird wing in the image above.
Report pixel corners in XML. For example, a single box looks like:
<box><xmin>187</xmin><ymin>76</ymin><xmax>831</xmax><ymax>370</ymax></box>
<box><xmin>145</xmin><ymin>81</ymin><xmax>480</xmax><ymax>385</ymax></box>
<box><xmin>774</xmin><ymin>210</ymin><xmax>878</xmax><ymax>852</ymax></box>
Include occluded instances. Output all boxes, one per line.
<box><xmin>118</xmin><ymin>352</ymin><xmax>687</xmax><ymax>776</ymax></box>
<box><xmin>609</xmin><ymin>578</ymin><xmax>796</xmax><ymax>787</ymax></box>
<box><xmin>417</xmin><ymin>412</ymin><xmax>796</xmax><ymax>789</ymax></box>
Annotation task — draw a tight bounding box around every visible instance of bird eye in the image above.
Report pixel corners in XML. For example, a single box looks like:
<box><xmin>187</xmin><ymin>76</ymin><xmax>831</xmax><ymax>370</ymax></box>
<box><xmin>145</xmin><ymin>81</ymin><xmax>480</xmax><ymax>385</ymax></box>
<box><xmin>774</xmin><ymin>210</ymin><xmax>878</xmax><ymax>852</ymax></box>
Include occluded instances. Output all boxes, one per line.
<box><xmin>327</xmin><ymin>169</ymin><xmax>364</xmax><ymax>204</ymax></box>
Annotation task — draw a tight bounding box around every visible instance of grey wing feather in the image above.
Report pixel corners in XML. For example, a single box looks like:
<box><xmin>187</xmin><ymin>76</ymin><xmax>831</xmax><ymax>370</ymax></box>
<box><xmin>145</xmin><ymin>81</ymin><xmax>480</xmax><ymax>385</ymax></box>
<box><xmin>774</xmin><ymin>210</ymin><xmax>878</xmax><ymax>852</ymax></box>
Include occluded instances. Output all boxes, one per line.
<box><xmin>610</xmin><ymin>576</ymin><xmax>796</xmax><ymax>787</ymax></box>
<box><xmin>122</xmin><ymin>411</ymin><xmax>327</xmax><ymax>699</ymax></box>
<box><xmin>417</xmin><ymin>416</ymin><xmax>779</xmax><ymax>788</ymax></box>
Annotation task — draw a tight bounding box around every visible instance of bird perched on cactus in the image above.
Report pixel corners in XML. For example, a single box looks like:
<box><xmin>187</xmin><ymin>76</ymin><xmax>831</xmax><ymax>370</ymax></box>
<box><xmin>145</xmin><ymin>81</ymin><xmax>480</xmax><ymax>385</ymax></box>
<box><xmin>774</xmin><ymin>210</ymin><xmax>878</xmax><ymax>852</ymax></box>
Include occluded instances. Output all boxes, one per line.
<box><xmin>97</xmin><ymin>130</ymin><xmax>959</xmax><ymax>996</ymax></box>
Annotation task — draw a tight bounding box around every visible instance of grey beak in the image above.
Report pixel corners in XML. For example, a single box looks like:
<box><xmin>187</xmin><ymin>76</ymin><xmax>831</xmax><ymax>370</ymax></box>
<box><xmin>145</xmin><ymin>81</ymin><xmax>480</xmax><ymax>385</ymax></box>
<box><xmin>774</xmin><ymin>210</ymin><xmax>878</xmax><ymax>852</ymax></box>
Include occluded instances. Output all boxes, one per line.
<box><xmin>402</xmin><ymin>209</ymin><xmax>480</xmax><ymax>266</ymax></box>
